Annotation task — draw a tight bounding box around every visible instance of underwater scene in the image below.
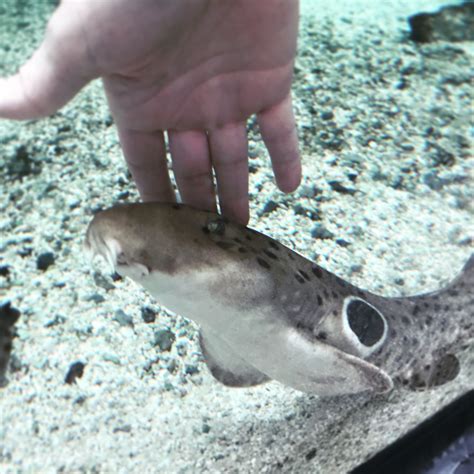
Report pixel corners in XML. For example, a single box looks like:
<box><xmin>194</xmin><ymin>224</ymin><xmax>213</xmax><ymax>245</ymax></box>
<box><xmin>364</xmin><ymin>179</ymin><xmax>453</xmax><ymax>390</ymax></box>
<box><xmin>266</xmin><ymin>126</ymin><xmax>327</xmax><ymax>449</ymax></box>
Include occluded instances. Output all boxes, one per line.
<box><xmin>0</xmin><ymin>0</ymin><xmax>473</xmax><ymax>472</ymax></box>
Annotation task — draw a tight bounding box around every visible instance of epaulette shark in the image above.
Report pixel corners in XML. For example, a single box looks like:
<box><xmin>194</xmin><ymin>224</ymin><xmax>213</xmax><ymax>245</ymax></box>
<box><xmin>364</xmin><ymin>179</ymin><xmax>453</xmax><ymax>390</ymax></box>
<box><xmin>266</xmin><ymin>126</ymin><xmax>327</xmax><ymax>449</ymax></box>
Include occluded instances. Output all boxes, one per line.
<box><xmin>85</xmin><ymin>202</ymin><xmax>473</xmax><ymax>396</ymax></box>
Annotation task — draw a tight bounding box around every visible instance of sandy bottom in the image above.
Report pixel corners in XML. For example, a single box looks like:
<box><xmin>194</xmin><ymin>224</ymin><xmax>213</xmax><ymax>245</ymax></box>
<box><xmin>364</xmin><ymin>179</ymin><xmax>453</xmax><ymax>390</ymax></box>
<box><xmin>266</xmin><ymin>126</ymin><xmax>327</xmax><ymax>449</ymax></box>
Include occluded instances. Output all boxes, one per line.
<box><xmin>0</xmin><ymin>0</ymin><xmax>473</xmax><ymax>472</ymax></box>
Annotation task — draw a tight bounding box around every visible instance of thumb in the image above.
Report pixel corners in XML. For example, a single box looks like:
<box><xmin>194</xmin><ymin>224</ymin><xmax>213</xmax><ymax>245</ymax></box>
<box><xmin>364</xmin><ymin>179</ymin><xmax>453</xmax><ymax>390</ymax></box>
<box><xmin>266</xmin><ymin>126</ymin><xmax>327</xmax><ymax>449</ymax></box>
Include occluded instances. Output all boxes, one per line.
<box><xmin>0</xmin><ymin>4</ymin><xmax>97</xmax><ymax>120</ymax></box>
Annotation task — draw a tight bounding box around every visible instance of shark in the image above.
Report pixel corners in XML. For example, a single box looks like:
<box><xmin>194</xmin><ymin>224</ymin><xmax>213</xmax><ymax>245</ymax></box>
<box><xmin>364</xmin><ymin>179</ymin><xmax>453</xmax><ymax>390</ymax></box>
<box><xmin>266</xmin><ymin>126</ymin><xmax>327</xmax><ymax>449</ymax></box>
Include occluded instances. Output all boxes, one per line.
<box><xmin>85</xmin><ymin>202</ymin><xmax>473</xmax><ymax>396</ymax></box>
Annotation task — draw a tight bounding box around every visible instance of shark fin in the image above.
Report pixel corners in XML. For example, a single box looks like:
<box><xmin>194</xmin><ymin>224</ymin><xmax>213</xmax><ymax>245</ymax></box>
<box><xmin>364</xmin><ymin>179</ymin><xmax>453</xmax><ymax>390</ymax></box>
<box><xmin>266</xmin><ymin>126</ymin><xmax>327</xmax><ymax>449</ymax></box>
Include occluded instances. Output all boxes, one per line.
<box><xmin>403</xmin><ymin>353</ymin><xmax>460</xmax><ymax>390</ymax></box>
<box><xmin>199</xmin><ymin>329</ymin><xmax>270</xmax><ymax>387</ymax></box>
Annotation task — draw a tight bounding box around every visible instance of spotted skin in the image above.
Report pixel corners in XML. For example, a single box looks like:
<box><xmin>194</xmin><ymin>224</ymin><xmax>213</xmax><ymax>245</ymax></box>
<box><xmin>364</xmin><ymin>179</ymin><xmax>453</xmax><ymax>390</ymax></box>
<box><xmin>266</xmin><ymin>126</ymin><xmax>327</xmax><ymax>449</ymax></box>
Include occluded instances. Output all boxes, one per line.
<box><xmin>86</xmin><ymin>202</ymin><xmax>473</xmax><ymax>395</ymax></box>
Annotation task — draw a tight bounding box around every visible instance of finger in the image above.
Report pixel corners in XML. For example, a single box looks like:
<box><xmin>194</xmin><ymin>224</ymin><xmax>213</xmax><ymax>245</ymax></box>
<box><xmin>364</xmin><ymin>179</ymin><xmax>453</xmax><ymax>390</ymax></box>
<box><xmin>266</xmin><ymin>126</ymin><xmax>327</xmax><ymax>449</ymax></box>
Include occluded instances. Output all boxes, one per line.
<box><xmin>168</xmin><ymin>130</ymin><xmax>216</xmax><ymax>212</ymax></box>
<box><xmin>0</xmin><ymin>4</ymin><xmax>96</xmax><ymax>119</ymax></box>
<box><xmin>209</xmin><ymin>122</ymin><xmax>249</xmax><ymax>225</ymax></box>
<box><xmin>117</xmin><ymin>127</ymin><xmax>175</xmax><ymax>203</ymax></box>
<box><xmin>257</xmin><ymin>93</ymin><xmax>301</xmax><ymax>193</ymax></box>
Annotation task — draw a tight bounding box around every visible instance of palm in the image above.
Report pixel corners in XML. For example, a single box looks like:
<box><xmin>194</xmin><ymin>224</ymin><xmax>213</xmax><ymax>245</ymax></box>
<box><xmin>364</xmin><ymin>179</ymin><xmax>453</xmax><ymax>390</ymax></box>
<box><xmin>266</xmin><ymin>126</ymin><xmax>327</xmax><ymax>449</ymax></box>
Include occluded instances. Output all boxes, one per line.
<box><xmin>0</xmin><ymin>0</ymin><xmax>301</xmax><ymax>223</ymax></box>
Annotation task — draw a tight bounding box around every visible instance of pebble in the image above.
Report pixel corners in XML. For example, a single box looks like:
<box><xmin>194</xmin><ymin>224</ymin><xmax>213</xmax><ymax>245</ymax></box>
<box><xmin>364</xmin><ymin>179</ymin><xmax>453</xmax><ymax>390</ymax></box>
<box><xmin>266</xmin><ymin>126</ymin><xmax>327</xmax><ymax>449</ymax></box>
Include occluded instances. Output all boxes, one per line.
<box><xmin>153</xmin><ymin>329</ymin><xmax>176</xmax><ymax>352</ymax></box>
<box><xmin>36</xmin><ymin>252</ymin><xmax>55</xmax><ymax>271</ymax></box>
<box><xmin>141</xmin><ymin>307</ymin><xmax>156</xmax><ymax>324</ymax></box>
<box><xmin>310</xmin><ymin>224</ymin><xmax>335</xmax><ymax>240</ymax></box>
<box><xmin>114</xmin><ymin>310</ymin><xmax>134</xmax><ymax>328</ymax></box>
<box><xmin>64</xmin><ymin>361</ymin><xmax>86</xmax><ymax>384</ymax></box>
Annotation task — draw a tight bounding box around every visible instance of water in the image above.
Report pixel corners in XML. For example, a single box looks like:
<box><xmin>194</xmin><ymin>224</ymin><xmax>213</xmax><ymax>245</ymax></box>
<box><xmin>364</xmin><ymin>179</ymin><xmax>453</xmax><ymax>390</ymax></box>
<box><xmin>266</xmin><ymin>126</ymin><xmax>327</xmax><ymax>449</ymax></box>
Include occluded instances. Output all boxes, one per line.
<box><xmin>0</xmin><ymin>0</ymin><xmax>473</xmax><ymax>472</ymax></box>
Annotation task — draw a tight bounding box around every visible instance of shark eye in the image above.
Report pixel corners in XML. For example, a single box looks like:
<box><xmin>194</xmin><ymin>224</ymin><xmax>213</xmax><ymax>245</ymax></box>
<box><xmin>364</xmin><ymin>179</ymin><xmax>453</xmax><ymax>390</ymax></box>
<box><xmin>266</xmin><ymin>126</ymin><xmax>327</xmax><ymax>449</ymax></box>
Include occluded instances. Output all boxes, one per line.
<box><xmin>342</xmin><ymin>297</ymin><xmax>388</xmax><ymax>355</ymax></box>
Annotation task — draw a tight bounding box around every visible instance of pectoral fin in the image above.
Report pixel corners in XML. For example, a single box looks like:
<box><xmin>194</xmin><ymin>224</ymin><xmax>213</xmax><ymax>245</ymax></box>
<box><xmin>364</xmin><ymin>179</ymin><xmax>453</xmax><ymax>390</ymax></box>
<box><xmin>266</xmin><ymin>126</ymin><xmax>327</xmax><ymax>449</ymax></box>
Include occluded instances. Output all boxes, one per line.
<box><xmin>403</xmin><ymin>354</ymin><xmax>460</xmax><ymax>390</ymax></box>
<box><xmin>199</xmin><ymin>329</ymin><xmax>270</xmax><ymax>387</ymax></box>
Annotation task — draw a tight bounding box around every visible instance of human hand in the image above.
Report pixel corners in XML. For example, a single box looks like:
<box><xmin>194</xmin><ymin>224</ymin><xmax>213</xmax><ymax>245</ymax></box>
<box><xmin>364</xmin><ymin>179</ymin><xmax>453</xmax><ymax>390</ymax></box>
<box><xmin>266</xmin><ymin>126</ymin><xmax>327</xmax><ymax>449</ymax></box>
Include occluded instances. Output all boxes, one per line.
<box><xmin>0</xmin><ymin>0</ymin><xmax>301</xmax><ymax>224</ymax></box>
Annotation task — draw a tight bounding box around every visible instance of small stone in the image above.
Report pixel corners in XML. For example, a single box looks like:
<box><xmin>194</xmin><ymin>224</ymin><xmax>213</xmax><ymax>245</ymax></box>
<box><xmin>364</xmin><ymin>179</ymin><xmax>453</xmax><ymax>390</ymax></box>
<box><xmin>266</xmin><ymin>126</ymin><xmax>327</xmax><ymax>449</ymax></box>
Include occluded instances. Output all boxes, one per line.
<box><xmin>114</xmin><ymin>310</ymin><xmax>134</xmax><ymax>327</ymax></box>
<box><xmin>305</xmin><ymin>448</ymin><xmax>317</xmax><ymax>461</ymax></box>
<box><xmin>153</xmin><ymin>329</ymin><xmax>175</xmax><ymax>352</ymax></box>
<box><xmin>36</xmin><ymin>252</ymin><xmax>55</xmax><ymax>271</ymax></box>
<box><xmin>320</xmin><ymin>110</ymin><xmax>334</xmax><ymax>120</ymax></box>
<box><xmin>184</xmin><ymin>364</ymin><xmax>199</xmax><ymax>375</ymax></box>
<box><xmin>85</xmin><ymin>293</ymin><xmax>106</xmax><ymax>304</ymax></box>
<box><xmin>298</xmin><ymin>184</ymin><xmax>321</xmax><ymax>199</ymax></box>
<box><xmin>350</xmin><ymin>264</ymin><xmax>363</xmax><ymax>274</ymax></box>
<box><xmin>141</xmin><ymin>307</ymin><xmax>156</xmax><ymax>324</ymax></box>
<box><xmin>262</xmin><ymin>200</ymin><xmax>279</xmax><ymax>214</ymax></box>
<box><xmin>311</xmin><ymin>224</ymin><xmax>334</xmax><ymax>240</ymax></box>
<box><xmin>0</xmin><ymin>265</ymin><xmax>10</xmax><ymax>277</ymax></box>
<box><xmin>328</xmin><ymin>181</ymin><xmax>356</xmax><ymax>195</ymax></box>
<box><xmin>202</xmin><ymin>423</ymin><xmax>211</xmax><ymax>434</ymax></box>
<box><xmin>93</xmin><ymin>272</ymin><xmax>115</xmax><ymax>291</ymax></box>
<box><xmin>336</xmin><ymin>239</ymin><xmax>351</xmax><ymax>247</ymax></box>
<box><xmin>65</xmin><ymin>361</ymin><xmax>85</xmax><ymax>384</ymax></box>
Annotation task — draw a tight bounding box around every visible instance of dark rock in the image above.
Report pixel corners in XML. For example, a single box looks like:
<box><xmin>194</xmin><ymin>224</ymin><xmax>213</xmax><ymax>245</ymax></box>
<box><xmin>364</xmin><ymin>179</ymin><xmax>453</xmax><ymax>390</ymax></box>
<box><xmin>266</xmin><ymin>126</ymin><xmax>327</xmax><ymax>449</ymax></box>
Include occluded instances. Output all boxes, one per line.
<box><xmin>0</xmin><ymin>302</ymin><xmax>21</xmax><ymax>382</ymax></box>
<box><xmin>114</xmin><ymin>310</ymin><xmax>134</xmax><ymax>327</ymax></box>
<box><xmin>408</xmin><ymin>3</ymin><xmax>474</xmax><ymax>43</ymax></box>
<box><xmin>350</xmin><ymin>264</ymin><xmax>363</xmax><ymax>274</ymax></box>
<box><xmin>85</xmin><ymin>293</ymin><xmax>106</xmax><ymax>304</ymax></box>
<box><xmin>184</xmin><ymin>364</ymin><xmax>199</xmax><ymax>375</ymax></box>
<box><xmin>141</xmin><ymin>307</ymin><xmax>156</xmax><ymax>324</ymax></box>
<box><xmin>311</xmin><ymin>224</ymin><xmax>335</xmax><ymax>240</ymax></box>
<box><xmin>328</xmin><ymin>180</ymin><xmax>357</xmax><ymax>195</ymax></box>
<box><xmin>36</xmin><ymin>252</ymin><xmax>55</xmax><ymax>271</ymax></box>
<box><xmin>111</xmin><ymin>272</ymin><xmax>122</xmax><ymax>282</ymax></box>
<box><xmin>262</xmin><ymin>200</ymin><xmax>279</xmax><ymax>214</ymax></box>
<box><xmin>305</xmin><ymin>448</ymin><xmax>317</xmax><ymax>461</ymax></box>
<box><xmin>336</xmin><ymin>239</ymin><xmax>351</xmax><ymax>247</ymax></box>
<box><xmin>93</xmin><ymin>272</ymin><xmax>115</xmax><ymax>291</ymax></box>
<box><xmin>320</xmin><ymin>110</ymin><xmax>334</xmax><ymax>120</ymax></box>
<box><xmin>65</xmin><ymin>361</ymin><xmax>86</xmax><ymax>384</ymax></box>
<box><xmin>0</xmin><ymin>265</ymin><xmax>10</xmax><ymax>277</ymax></box>
<box><xmin>153</xmin><ymin>329</ymin><xmax>175</xmax><ymax>352</ymax></box>
<box><xmin>202</xmin><ymin>423</ymin><xmax>211</xmax><ymax>434</ymax></box>
<box><xmin>293</xmin><ymin>204</ymin><xmax>320</xmax><ymax>220</ymax></box>
<box><xmin>7</xmin><ymin>145</ymin><xmax>41</xmax><ymax>180</ymax></box>
<box><xmin>426</xmin><ymin>142</ymin><xmax>455</xmax><ymax>167</ymax></box>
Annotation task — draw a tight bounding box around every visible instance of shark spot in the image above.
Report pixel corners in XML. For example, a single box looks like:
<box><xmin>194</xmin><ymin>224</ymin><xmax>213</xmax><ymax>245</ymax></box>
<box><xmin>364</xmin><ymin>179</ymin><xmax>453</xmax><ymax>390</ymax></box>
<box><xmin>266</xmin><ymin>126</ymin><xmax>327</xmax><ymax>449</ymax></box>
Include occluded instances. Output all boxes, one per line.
<box><xmin>256</xmin><ymin>257</ymin><xmax>271</xmax><ymax>269</ymax></box>
<box><xmin>238</xmin><ymin>247</ymin><xmax>247</xmax><ymax>253</ymax></box>
<box><xmin>269</xmin><ymin>241</ymin><xmax>279</xmax><ymax>250</ymax></box>
<box><xmin>233</xmin><ymin>237</ymin><xmax>243</xmax><ymax>244</ymax></box>
<box><xmin>443</xmin><ymin>304</ymin><xmax>450</xmax><ymax>311</ymax></box>
<box><xmin>413</xmin><ymin>304</ymin><xmax>420</xmax><ymax>315</ymax></box>
<box><xmin>401</xmin><ymin>315</ymin><xmax>411</xmax><ymax>325</ymax></box>
<box><xmin>202</xmin><ymin>226</ymin><xmax>210</xmax><ymax>234</ymax></box>
<box><xmin>317</xmin><ymin>295</ymin><xmax>323</xmax><ymax>305</ymax></box>
<box><xmin>172</xmin><ymin>203</ymin><xmax>182</xmax><ymax>210</ymax></box>
<box><xmin>215</xmin><ymin>241</ymin><xmax>235</xmax><ymax>250</ymax></box>
<box><xmin>298</xmin><ymin>269</ymin><xmax>310</xmax><ymax>281</ymax></box>
<box><xmin>294</xmin><ymin>273</ymin><xmax>305</xmax><ymax>284</ymax></box>
<box><xmin>264</xmin><ymin>250</ymin><xmax>278</xmax><ymax>260</ymax></box>
<box><xmin>323</xmin><ymin>289</ymin><xmax>329</xmax><ymax>299</ymax></box>
<box><xmin>288</xmin><ymin>252</ymin><xmax>295</xmax><ymax>261</ymax></box>
<box><xmin>331</xmin><ymin>291</ymin><xmax>338</xmax><ymax>299</ymax></box>
<box><xmin>346</xmin><ymin>299</ymin><xmax>386</xmax><ymax>347</ymax></box>
<box><xmin>245</xmin><ymin>235</ymin><xmax>252</xmax><ymax>241</ymax></box>
<box><xmin>311</xmin><ymin>265</ymin><xmax>323</xmax><ymax>279</ymax></box>
<box><xmin>434</xmin><ymin>303</ymin><xmax>441</xmax><ymax>312</ymax></box>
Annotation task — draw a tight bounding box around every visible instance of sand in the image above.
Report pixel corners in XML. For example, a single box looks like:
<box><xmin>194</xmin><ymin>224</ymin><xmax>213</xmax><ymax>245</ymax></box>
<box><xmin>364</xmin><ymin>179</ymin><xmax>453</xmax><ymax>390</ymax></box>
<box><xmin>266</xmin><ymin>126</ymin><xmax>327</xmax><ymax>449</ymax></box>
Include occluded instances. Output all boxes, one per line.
<box><xmin>0</xmin><ymin>0</ymin><xmax>473</xmax><ymax>472</ymax></box>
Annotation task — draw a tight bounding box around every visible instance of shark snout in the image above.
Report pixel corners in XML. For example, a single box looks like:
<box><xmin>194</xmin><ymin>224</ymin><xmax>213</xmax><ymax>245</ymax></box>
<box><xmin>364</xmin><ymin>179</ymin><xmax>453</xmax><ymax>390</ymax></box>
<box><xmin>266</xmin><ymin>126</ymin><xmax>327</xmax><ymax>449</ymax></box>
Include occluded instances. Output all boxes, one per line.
<box><xmin>84</xmin><ymin>227</ymin><xmax>123</xmax><ymax>273</ymax></box>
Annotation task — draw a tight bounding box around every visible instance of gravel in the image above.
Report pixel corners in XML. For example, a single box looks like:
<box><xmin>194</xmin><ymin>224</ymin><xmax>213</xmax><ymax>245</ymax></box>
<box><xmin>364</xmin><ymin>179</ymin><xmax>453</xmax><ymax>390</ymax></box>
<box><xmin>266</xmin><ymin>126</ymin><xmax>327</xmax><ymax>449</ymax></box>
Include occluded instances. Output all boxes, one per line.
<box><xmin>0</xmin><ymin>0</ymin><xmax>473</xmax><ymax>472</ymax></box>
